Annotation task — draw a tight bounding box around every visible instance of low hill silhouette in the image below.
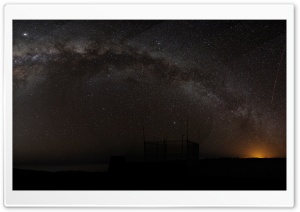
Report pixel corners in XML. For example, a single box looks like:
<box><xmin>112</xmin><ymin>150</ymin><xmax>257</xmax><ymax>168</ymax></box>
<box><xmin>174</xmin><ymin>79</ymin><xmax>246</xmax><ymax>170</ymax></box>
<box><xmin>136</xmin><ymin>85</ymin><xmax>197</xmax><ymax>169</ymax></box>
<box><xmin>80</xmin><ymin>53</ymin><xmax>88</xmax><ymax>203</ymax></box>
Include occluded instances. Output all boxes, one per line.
<box><xmin>13</xmin><ymin>158</ymin><xmax>286</xmax><ymax>190</ymax></box>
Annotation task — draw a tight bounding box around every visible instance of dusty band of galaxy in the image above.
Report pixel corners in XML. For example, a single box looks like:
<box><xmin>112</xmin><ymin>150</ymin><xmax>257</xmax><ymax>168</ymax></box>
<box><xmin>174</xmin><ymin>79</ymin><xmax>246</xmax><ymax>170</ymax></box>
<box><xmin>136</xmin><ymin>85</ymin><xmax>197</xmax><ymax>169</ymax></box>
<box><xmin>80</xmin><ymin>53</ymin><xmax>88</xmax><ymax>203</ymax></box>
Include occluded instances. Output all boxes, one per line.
<box><xmin>13</xmin><ymin>20</ymin><xmax>286</xmax><ymax>169</ymax></box>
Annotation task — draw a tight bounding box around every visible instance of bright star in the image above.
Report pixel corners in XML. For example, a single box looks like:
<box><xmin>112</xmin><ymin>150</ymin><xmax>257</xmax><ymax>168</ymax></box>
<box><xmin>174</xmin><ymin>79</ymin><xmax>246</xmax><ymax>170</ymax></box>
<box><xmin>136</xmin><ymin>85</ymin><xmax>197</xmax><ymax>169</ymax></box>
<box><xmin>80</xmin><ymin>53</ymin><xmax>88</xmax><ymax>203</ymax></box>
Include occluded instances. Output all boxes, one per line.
<box><xmin>23</xmin><ymin>32</ymin><xmax>28</xmax><ymax>36</ymax></box>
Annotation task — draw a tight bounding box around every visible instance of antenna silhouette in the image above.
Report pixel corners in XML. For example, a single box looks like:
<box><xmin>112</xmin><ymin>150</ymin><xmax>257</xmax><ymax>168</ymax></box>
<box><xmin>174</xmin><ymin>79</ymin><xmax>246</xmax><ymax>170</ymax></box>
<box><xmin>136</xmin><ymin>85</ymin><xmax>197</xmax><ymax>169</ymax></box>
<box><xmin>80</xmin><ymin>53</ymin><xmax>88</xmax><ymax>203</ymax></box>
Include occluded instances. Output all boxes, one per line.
<box><xmin>186</xmin><ymin>118</ymin><xmax>189</xmax><ymax>141</ymax></box>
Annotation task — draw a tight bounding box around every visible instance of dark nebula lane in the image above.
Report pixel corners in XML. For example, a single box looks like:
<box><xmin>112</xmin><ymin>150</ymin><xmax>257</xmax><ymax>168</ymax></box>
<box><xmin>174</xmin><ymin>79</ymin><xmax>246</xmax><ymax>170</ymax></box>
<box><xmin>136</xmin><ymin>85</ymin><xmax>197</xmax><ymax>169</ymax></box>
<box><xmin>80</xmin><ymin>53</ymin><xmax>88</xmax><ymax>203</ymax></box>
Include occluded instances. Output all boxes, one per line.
<box><xmin>13</xmin><ymin>20</ymin><xmax>286</xmax><ymax>170</ymax></box>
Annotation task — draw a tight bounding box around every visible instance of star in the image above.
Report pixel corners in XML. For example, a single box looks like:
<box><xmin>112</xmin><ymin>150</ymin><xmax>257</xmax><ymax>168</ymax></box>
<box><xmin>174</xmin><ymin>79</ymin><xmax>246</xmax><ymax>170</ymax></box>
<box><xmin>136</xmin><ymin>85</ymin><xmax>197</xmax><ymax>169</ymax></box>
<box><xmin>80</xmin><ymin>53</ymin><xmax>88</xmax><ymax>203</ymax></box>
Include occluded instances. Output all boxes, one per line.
<box><xmin>12</xmin><ymin>20</ymin><xmax>287</xmax><ymax>170</ymax></box>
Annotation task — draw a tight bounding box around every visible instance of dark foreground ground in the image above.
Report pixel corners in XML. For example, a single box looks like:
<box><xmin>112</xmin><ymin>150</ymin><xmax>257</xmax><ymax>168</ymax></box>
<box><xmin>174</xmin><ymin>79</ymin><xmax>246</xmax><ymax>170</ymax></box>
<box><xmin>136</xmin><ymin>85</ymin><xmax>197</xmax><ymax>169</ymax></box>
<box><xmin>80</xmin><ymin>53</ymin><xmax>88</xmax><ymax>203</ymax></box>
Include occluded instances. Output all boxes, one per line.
<box><xmin>13</xmin><ymin>158</ymin><xmax>286</xmax><ymax>190</ymax></box>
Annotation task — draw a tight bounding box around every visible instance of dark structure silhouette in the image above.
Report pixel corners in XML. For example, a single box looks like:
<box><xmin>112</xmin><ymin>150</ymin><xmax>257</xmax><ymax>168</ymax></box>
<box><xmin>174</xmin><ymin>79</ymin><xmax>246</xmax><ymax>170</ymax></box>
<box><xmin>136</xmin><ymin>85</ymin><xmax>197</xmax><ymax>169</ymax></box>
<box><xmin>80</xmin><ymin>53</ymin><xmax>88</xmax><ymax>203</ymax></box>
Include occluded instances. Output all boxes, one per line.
<box><xmin>143</xmin><ymin>118</ymin><xmax>199</xmax><ymax>162</ymax></box>
<box><xmin>13</xmin><ymin>120</ymin><xmax>286</xmax><ymax>190</ymax></box>
<box><xmin>144</xmin><ymin>139</ymin><xmax>199</xmax><ymax>162</ymax></box>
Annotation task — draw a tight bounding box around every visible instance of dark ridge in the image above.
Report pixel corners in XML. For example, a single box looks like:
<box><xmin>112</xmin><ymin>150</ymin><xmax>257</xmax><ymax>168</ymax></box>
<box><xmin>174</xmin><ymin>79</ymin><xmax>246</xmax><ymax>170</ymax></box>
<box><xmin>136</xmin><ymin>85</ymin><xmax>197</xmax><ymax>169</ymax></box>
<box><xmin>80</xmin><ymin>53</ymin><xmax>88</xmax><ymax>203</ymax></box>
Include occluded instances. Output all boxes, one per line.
<box><xmin>13</xmin><ymin>158</ymin><xmax>286</xmax><ymax>190</ymax></box>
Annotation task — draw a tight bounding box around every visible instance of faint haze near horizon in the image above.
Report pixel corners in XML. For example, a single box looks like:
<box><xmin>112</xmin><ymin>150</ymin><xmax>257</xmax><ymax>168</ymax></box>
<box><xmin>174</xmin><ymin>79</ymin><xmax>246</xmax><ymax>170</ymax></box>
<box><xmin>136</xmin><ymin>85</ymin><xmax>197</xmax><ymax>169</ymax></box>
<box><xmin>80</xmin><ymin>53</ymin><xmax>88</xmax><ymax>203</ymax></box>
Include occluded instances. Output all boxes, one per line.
<box><xmin>13</xmin><ymin>20</ymin><xmax>286</xmax><ymax>169</ymax></box>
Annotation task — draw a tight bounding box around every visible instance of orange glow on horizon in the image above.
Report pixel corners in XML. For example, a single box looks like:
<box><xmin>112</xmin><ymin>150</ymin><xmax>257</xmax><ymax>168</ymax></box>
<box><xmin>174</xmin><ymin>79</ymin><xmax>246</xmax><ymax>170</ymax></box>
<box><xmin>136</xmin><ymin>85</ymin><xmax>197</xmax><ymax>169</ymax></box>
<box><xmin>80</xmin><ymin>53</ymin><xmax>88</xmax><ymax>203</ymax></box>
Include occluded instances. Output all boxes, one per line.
<box><xmin>243</xmin><ymin>145</ymin><xmax>271</xmax><ymax>159</ymax></box>
<box><xmin>237</xmin><ymin>140</ymin><xmax>286</xmax><ymax>159</ymax></box>
<box><xmin>250</xmin><ymin>152</ymin><xmax>266</xmax><ymax>158</ymax></box>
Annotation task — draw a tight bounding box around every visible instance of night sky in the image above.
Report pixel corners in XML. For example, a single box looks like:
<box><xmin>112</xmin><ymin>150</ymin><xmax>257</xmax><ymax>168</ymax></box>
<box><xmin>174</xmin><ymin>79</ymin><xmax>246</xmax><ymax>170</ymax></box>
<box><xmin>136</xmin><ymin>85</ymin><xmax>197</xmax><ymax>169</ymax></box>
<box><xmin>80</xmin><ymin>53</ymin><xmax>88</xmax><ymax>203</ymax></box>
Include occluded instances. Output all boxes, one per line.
<box><xmin>13</xmin><ymin>20</ymin><xmax>286</xmax><ymax>170</ymax></box>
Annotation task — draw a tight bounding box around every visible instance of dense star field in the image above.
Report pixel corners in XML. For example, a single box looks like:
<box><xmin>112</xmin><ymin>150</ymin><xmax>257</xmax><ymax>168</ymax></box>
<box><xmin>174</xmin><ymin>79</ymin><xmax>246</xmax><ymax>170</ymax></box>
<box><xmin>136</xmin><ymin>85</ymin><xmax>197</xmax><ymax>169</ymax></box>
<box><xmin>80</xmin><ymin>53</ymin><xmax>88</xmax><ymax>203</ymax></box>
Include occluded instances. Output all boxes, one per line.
<box><xmin>13</xmin><ymin>20</ymin><xmax>286</xmax><ymax>170</ymax></box>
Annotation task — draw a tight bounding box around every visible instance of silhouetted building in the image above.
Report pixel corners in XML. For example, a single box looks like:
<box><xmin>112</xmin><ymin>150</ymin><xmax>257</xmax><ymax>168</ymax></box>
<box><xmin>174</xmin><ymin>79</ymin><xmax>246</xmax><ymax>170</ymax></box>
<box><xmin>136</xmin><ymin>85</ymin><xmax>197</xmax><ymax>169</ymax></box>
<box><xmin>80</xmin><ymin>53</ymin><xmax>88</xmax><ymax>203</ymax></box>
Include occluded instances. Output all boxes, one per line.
<box><xmin>144</xmin><ymin>140</ymin><xmax>199</xmax><ymax>162</ymax></box>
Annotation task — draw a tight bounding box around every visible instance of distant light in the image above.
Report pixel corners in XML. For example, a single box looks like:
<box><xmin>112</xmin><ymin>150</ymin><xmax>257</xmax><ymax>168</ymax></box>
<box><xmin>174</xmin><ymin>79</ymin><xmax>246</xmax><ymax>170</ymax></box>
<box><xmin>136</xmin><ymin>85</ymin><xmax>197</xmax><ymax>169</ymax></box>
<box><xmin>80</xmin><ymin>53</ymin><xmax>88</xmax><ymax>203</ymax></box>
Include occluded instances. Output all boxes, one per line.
<box><xmin>23</xmin><ymin>32</ymin><xmax>28</xmax><ymax>36</ymax></box>
<box><xmin>251</xmin><ymin>152</ymin><xmax>265</xmax><ymax>159</ymax></box>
